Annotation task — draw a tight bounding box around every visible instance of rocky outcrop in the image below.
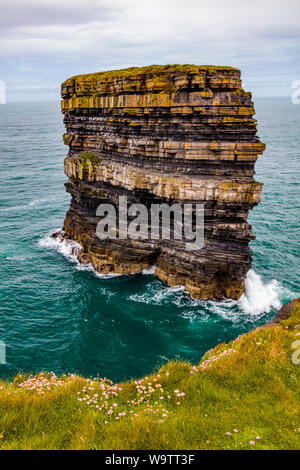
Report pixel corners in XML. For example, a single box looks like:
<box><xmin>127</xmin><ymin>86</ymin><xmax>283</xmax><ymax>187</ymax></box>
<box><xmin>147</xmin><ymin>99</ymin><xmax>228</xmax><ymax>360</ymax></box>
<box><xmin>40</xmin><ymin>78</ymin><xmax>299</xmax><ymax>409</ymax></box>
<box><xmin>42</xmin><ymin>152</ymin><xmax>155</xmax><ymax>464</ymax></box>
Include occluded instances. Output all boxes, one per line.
<box><xmin>59</xmin><ymin>65</ymin><xmax>265</xmax><ymax>300</ymax></box>
<box><xmin>272</xmin><ymin>298</ymin><xmax>300</xmax><ymax>324</ymax></box>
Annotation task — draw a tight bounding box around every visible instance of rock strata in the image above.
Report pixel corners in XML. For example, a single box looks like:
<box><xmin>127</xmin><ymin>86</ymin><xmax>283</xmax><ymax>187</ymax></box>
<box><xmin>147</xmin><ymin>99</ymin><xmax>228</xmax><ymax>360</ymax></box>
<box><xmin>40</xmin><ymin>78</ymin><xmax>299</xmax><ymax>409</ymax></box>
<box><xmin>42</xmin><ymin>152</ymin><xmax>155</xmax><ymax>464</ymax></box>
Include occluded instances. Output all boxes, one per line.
<box><xmin>60</xmin><ymin>65</ymin><xmax>265</xmax><ymax>299</ymax></box>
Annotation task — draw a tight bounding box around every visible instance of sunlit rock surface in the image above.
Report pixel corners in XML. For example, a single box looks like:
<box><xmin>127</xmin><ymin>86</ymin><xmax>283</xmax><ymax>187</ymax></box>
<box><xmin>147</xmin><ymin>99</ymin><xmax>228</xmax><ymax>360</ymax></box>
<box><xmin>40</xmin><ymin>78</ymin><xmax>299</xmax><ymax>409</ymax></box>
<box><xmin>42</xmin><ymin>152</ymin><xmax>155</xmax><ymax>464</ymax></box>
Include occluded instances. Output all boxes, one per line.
<box><xmin>60</xmin><ymin>65</ymin><xmax>265</xmax><ymax>300</ymax></box>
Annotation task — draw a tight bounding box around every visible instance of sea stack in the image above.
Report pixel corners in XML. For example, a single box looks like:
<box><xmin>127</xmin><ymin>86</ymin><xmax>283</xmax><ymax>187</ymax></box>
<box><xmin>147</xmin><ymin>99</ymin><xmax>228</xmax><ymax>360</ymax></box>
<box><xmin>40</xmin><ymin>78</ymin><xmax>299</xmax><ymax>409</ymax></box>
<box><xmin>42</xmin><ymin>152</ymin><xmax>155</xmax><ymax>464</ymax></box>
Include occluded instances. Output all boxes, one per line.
<box><xmin>60</xmin><ymin>65</ymin><xmax>265</xmax><ymax>300</ymax></box>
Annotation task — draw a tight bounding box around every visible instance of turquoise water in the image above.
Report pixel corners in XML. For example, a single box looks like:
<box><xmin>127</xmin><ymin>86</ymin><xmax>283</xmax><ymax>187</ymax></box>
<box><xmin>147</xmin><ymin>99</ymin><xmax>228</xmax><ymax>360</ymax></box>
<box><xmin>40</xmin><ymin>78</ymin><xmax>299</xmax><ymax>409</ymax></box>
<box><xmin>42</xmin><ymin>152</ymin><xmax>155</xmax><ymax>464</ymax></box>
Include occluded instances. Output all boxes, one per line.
<box><xmin>0</xmin><ymin>98</ymin><xmax>299</xmax><ymax>382</ymax></box>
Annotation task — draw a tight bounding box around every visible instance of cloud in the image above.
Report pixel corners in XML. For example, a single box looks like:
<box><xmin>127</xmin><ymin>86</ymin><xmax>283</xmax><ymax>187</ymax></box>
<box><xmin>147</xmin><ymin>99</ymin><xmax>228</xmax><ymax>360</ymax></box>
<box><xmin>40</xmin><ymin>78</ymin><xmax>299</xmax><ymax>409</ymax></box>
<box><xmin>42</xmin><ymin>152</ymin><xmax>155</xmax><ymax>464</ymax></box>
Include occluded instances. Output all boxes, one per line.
<box><xmin>0</xmin><ymin>0</ymin><xmax>121</xmax><ymax>31</ymax></box>
<box><xmin>7</xmin><ymin>84</ymin><xmax>59</xmax><ymax>91</ymax></box>
<box><xmin>0</xmin><ymin>0</ymin><xmax>299</xmax><ymax>99</ymax></box>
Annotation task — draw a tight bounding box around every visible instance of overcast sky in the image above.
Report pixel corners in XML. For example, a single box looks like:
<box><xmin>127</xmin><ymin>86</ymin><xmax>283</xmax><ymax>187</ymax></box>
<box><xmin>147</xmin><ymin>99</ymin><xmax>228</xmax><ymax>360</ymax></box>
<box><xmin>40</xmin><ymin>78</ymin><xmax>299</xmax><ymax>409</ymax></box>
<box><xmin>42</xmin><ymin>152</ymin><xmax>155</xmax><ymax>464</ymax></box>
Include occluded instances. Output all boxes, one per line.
<box><xmin>1</xmin><ymin>0</ymin><xmax>299</xmax><ymax>101</ymax></box>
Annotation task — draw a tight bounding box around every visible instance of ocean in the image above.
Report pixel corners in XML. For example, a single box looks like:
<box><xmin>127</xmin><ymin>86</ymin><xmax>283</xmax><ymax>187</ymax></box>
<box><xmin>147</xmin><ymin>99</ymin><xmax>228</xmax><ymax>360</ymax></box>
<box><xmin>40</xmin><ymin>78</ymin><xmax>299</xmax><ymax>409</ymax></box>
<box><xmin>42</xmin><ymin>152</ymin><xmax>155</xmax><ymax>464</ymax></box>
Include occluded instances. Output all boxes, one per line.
<box><xmin>0</xmin><ymin>97</ymin><xmax>299</xmax><ymax>382</ymax></box>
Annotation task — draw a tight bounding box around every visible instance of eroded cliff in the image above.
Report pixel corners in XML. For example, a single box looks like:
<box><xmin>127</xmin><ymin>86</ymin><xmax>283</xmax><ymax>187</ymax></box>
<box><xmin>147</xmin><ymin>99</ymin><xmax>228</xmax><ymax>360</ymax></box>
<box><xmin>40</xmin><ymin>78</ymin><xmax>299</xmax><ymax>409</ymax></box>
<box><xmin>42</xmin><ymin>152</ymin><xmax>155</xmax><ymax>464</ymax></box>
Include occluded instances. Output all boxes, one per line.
<box><xmin>60</xmin><ymin>65</ymin><xmax>265</xmax><ymax>300</ymax></box>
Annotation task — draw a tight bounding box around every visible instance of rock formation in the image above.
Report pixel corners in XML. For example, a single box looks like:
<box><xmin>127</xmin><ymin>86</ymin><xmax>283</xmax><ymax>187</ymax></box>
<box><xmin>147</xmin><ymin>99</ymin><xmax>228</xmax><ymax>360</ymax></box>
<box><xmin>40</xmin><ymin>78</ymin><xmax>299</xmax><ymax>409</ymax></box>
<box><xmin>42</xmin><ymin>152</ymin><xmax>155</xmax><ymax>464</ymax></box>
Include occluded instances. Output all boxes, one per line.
<box><xmin>59</xmin><ymin>65</ymin><xmax>265</xmax><ymax>300</ymax></box>
<box><xmin>272</xmin><ymin>298</ymin><xmax>300</xmax><ymax>324</ymax></box>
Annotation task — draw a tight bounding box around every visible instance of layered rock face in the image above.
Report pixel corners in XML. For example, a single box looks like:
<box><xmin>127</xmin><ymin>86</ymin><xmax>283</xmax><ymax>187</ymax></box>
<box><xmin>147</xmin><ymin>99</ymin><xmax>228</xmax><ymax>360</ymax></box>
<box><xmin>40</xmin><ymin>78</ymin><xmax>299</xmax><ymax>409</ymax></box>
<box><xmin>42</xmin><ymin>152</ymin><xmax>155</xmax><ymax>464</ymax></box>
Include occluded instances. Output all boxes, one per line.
<box><xmin>60</xmin><ymin>65</ymin><xmax>265</xmax><ymax>300</ymax></box>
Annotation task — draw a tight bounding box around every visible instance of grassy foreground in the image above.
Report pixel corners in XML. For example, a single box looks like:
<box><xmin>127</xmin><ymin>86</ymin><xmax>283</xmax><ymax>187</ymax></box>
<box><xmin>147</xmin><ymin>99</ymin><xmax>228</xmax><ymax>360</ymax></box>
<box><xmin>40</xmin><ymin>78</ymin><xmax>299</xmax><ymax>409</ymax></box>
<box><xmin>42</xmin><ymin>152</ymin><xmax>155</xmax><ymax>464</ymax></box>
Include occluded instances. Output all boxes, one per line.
<box><xmin>0</xmin><ymin>301</ymin><xmax>300</xmax><ymax>450</ymax></box>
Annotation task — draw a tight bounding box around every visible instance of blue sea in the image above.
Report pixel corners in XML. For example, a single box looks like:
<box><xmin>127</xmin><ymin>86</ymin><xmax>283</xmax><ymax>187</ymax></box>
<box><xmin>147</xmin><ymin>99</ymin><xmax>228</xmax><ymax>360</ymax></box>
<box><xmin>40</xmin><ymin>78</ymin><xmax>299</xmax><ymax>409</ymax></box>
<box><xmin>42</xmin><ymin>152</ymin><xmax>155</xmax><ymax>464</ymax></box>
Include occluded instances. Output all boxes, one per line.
<box><xmin>0</xmin><ymin>98</ymin><xmax>299</xmax><ymax>382</ymax></box>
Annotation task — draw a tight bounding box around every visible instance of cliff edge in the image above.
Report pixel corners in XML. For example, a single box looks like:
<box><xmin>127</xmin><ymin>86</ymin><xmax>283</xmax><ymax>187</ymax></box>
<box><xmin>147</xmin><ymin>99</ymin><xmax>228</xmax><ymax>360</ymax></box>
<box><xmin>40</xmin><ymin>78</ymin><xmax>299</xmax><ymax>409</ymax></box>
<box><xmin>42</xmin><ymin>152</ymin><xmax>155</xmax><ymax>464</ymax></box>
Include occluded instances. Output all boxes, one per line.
<box><xmin>1</xmin><ymin>298</ymin><xmax>299</xmax><ymax>450</ymax></box>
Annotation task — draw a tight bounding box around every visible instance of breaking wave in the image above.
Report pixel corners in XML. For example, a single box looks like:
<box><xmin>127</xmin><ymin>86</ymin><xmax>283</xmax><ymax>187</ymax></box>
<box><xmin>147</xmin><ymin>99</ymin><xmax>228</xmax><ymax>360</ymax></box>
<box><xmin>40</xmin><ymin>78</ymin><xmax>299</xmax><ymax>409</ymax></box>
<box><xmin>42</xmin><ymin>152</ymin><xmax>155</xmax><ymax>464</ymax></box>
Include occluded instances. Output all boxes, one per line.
<box><xmin>130</xmin><ymin>269</ymin><xmax>284</xmax><ymax>318</ymax></box>
<box><xmin>38</xmin><ymin>231</ymin><xmax>286</xmax><ymax>318</ymax></box>
<box><xmin>238</xmin><ymin>269</ymin><xmax>282</xmax><ymax>315</ymax></box>
<box><xmin>38</xmin><ymin>231</ymin><xmax>155</xmax><ymax>279</ymax></box>
<box><xmin>38</xmin><ymin>231</ymin><xmax>82</xmax><ymax>264</ymax></box>
<box><xmin>38</xmin><ymin>232</ymin><xmax>121</xmax><ymax>278</ymax></box>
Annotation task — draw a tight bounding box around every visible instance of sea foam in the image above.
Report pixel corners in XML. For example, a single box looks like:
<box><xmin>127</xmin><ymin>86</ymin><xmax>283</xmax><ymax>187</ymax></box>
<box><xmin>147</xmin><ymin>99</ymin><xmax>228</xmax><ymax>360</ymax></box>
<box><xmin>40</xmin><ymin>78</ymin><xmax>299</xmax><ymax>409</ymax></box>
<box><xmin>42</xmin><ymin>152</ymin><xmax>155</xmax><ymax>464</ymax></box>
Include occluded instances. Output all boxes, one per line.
<box><xmin>238</xmin><ymin>269</ymin><xmax>282</xmax><ymax>316</ymax></box>
<box><xmin>38</xmin><ymin>232</ymin><xmax>283</xmax><ymax>316</ymax></box>
<box><xmin>130</xmin><ymin>269</ymin><xmax>283</xmax><ymax>317</ymax></box>
<box><xmin>38</xmin><ymin>232</ymin><xmax>82</xmax><ymax>263</ymax></box>
<box><xmin>38</xmin><ymin>232</ymin><xmax>119</xmax><ymax>278</ymax></box>
<box><xmin>38</xmin><ymin>232</ymin><xmax>149</xmax><ymax>279</ymax></box>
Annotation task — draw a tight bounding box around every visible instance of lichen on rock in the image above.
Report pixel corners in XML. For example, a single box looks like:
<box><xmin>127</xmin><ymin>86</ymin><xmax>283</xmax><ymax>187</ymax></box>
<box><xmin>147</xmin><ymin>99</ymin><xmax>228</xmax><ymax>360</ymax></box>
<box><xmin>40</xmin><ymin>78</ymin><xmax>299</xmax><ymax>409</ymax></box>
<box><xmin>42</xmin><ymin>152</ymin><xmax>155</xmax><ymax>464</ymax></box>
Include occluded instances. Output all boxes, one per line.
<box><xmin>60</xmin><ymin>64</ymin><xmax>265</xmax><ymax>300</ymax></box>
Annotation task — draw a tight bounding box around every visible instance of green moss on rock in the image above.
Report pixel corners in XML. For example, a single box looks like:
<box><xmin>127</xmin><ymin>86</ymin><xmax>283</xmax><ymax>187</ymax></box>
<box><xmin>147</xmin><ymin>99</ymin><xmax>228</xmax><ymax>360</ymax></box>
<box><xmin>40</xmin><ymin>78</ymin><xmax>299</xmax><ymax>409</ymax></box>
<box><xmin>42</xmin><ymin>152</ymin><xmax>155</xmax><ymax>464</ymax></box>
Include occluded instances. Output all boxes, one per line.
<box><xmin>78</xmin><ymin>152</ymin><xmax>100</xmax><ymax>164</ymax></box>
<box><xmin>63</xmin><ymin>64</ymin><xmax>240</xmax><ymax>87</ymax></box>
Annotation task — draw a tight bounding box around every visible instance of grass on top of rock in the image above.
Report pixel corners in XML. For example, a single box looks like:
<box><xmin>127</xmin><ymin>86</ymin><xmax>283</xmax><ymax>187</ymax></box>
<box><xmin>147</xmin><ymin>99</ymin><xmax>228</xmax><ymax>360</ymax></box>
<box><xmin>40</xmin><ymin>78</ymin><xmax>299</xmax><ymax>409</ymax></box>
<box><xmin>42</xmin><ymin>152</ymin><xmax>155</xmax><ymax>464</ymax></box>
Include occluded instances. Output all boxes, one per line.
<box><xmin>0</xmin><ymin>300</ymin><xmax>299</xmax><ymax>450</ymax></box>
<box><xmin>63</xmin><ymin>64</ymin><xmax>240</xmax><ymax>86</ymax></box>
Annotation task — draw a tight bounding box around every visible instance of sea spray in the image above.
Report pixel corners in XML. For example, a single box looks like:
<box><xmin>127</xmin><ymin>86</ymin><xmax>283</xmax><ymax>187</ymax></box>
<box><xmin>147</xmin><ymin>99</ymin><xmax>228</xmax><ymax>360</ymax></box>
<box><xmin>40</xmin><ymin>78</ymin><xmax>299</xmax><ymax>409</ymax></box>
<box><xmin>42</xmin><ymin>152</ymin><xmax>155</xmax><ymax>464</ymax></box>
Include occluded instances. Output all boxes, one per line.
<box><xmin>38</xmin><ymin>231</ymin><xmax>82</xmax><ymax>263</ymax></box>
<box><xmin>238</xmin><ymin>269</ymin><xmax>282</xmax><ymax>316</ymax></box>
<box><xmin>38</xmin><ymin>231</ymin><xmax>140</xmax><ymax>278</ymax></box>
<box><xmin>39</xmin><ymin>232</ymin><xmax>284</xmax><ymax>317</ymax></box>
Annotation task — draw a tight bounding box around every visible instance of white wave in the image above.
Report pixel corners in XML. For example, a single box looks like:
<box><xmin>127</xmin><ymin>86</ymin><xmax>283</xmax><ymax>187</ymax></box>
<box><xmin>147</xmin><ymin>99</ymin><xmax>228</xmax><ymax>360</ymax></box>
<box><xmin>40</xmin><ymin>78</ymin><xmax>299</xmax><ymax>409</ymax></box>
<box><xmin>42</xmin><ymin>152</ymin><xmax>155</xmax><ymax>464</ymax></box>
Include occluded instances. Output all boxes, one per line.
<box><xmin>204</xmin><ymin>270</ymin><xmax>284</xmax><ymax>319</ymax></box>
<box><xmin>129</xmin><ymin>268</ymin><xmax>284</xmax><ymax>319</ymax></box>
<box><xmin>238</xmin><ymin>269</ymin><xmax>282</xmax><ymax>316</ymax></box>
<box><xmin>95</xmin><ymin>271</ymin><xmax>122</xmax><ymax>279</ymax></box>
<box><xmin>38</xmin><ymin>231</ymin><xmax>123</xmax><ymax>278</ymax></box>
<box><xmin>203</xmin><ymin>299</ymin><xmax>238</xmax><ymax>321</ymax></box>
<box><xmin>39</xmin><ymin>232</ymin><xmax>161</xmax><ymax>280</ymax></box>
<box><xmin>6</xmin><ymin>255</ymin><xmax>26</xmax><ymax>261</ymax></box>
<box><xmin>95</xmin><ymin>265</ymin><xmax>155</xmax><ymax>278</ymax></box>
<box><xmin>38</xmin><ymin>232</ymin><xmax>82</xmax><ymax>263</ymax></box>
<box><xmin>142</xmin><ymin>266</ymin><xmax>156</xmax><ymax>275</ymax></box>
<box><xmin>0</xmin><ymin>197</ymin><xmax>56</xmax><ymax>213</ymax></box>
<box><xmin>38</xmin><ymin>231</ymin><xmax>285</xmax><ymax>317</ymax></box>
<box><xmin>129</xmin><ymin>283</ymin><xmax>186</xmax><ymax>305</ymax></box>
<box><xmin>29</xmin><ymin>198</ymin><xmax>48</xmax><ymax>207</ymax></box>
<box><xmin>179</xmin><ymin>309</ymin><xmax>210</xmax><ymax>321</ymax></box>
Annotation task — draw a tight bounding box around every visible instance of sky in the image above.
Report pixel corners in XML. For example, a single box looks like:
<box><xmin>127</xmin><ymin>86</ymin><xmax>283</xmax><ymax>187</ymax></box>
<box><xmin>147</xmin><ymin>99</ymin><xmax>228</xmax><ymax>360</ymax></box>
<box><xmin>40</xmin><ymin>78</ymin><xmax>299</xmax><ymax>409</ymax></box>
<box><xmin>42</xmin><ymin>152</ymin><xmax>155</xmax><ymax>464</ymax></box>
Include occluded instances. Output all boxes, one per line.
<box><xmin>0</xmin><ymin>0</ymin><xmax>299</xmax><ymax>101</ymax></box>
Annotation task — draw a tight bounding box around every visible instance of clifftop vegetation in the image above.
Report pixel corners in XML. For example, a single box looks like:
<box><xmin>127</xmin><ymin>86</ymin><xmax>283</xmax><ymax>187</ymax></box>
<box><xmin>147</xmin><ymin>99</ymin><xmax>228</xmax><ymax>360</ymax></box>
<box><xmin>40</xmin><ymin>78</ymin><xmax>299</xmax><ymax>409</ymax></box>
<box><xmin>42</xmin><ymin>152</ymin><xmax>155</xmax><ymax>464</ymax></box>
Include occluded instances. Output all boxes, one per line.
<box><xmin>0</xmin><ymin>299</ymin><xmax>299</xmax><ymax>450</ymax></box>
